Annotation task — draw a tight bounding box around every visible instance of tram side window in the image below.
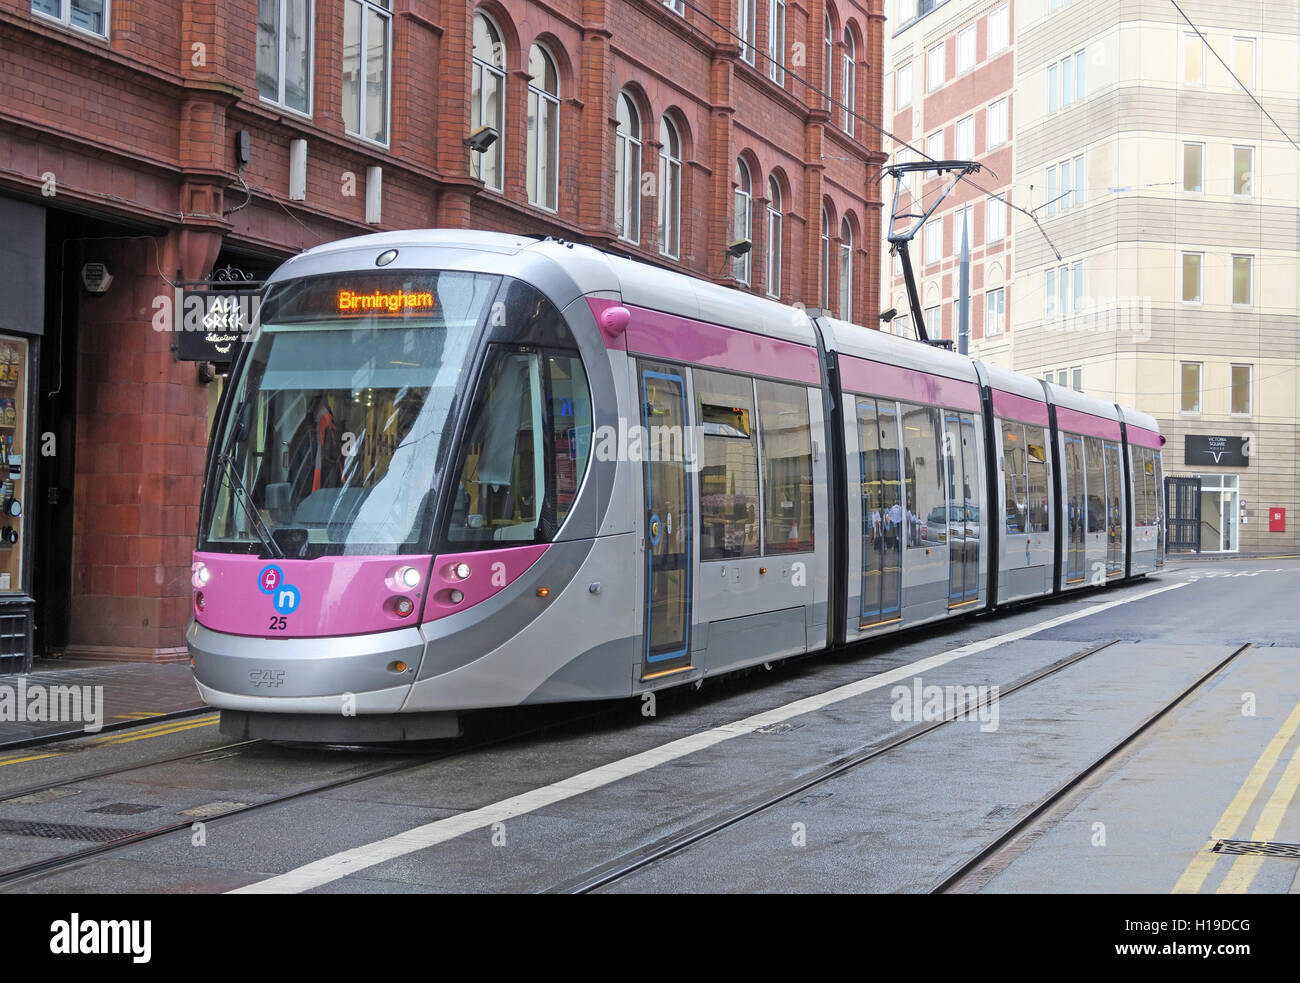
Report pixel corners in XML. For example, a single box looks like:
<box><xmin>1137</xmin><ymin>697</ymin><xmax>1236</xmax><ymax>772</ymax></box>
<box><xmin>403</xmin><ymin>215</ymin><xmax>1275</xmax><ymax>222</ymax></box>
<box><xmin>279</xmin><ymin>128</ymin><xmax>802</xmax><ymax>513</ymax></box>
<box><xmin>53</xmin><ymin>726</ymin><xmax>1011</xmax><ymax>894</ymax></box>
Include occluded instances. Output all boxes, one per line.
<box><xmin>696</xmin><ymin>368</ymin><xmax>760</xmax><ymax>560</ymax></box>
<box><xmin>901</xmin><ymin>401</ymin><xmax>945</xmax><ymax>549</ymax></box>
<box><xmin>446</xmin><ymin>346</ymin><xmax>591</xmax><ymax>549</ymax></box>
<box><xmin>756</xmin><ymin>379</ymin><xmax>815</xmax><ymax>553</ymax></box>
<box><xmin>1001</xmin><ymin>420</ymin><xmax>1027</xmax><ymax>534</ymax></box>
<box><xmin>1025</xmin><ymin>425</ymin><xmax>1050</xmax><ymax>533</ymax></box>
<box><xmin>1084</xmin><ymin>436</ymin><xmax>1106</xmax><ymax>534</ymax></box>
<box><xmin>1140</xmin><ymin>447</ymin><xmax>1155</xmax><ymax>526</ymax></box>
<box><xmin>548</xmin><ymin>354</ymin><xmax>592</xmax><ymax>527</ymax></box>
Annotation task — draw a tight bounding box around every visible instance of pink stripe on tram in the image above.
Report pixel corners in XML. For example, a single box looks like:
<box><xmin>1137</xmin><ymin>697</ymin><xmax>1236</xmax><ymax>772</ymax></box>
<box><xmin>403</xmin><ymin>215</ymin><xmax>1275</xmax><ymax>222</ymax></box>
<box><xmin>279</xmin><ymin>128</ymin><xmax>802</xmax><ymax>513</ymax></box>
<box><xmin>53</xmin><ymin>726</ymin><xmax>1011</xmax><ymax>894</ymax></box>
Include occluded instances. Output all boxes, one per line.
<box><xmin>1126</xmin><ymin>425</ymin><xmax>1165</xmax><ymax>449</ymax></box>
<box><xmin>838</xmin><ymin>354</ymin><xmax>982</xmax><ymax>412</ymax></box>
<box><xmin>621</xmin><ymin>305</ymin><xmax>822</xmax><ymax>385</ymax></box>
<box><xmin>992</xmin><ymin>389</ymin><xmax>1050</xmax><ymax>426</ymax></box>
<box><xmin>1056</xmin><ymin>406</ymin><xmax>1123</xmax><ymax>441</ymax></box>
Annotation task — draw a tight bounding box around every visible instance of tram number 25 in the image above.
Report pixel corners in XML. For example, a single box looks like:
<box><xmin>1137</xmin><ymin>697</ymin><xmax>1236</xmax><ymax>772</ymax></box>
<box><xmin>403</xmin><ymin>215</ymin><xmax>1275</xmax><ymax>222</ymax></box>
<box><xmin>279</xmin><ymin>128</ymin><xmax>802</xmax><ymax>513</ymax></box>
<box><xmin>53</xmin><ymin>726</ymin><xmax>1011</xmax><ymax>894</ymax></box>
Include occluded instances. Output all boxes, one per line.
<box><xmin>268</xmin><ymin>616</ymin><xmax>288</xmax><ymax>631</ymax></box>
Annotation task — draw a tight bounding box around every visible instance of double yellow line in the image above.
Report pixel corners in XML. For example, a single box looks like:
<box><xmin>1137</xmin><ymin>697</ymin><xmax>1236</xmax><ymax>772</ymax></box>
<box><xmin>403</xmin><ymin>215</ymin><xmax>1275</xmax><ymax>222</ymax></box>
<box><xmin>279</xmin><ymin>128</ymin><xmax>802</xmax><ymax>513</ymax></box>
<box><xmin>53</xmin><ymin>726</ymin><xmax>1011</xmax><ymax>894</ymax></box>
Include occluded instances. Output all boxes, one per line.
<box><xmin>1173</xmin><ymin>700</ymin><xmax>1300</xmax><ymax>893</ymax></box>
<box><xmin>0</xmin><ymin>713</ymin><xmax>219</xmax><ymax>769</ymax></box>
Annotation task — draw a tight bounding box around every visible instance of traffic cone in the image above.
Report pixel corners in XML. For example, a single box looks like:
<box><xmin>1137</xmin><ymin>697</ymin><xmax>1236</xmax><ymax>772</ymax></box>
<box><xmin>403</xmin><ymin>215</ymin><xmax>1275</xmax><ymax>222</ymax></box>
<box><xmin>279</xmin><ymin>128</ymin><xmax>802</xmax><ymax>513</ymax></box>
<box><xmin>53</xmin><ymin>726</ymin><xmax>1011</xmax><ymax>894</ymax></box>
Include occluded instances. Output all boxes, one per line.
<box><xmin>788</xmin><ymin>521</ymin><xmax>799</xmax><ymax>549</ymax></box>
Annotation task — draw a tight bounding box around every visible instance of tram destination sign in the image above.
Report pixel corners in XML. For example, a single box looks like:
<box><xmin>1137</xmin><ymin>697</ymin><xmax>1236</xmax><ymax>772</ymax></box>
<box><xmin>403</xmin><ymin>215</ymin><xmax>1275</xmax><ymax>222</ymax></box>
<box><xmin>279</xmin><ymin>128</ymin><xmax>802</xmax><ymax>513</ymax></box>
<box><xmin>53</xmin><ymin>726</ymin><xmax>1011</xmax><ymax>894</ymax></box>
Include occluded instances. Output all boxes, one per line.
<box><xmin>1184</xmin><ymin>434</ymin><xmax>1249</xmax><ymax>468</ymax></box>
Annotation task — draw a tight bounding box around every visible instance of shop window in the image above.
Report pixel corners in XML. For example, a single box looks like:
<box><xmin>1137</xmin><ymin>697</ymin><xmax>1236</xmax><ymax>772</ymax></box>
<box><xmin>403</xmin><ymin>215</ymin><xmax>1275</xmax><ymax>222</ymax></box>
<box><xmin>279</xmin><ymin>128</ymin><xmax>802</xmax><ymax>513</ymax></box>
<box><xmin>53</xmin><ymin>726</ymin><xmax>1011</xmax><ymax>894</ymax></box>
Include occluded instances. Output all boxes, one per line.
<box><xmin>0</xmin><ymin>337</ymin><xmax>29</xmax><ymax>593</ymax></box>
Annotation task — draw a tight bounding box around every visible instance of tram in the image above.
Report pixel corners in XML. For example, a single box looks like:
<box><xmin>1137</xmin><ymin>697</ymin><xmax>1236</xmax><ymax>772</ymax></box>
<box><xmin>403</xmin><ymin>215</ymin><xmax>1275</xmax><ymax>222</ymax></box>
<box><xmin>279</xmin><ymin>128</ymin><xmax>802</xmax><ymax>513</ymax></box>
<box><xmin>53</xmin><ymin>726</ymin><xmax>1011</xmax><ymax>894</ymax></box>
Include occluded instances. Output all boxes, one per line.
<box><xmin>188</xmin><ymin>230</ymin><xmax>1165</xmax><ymax>741</ymax></box>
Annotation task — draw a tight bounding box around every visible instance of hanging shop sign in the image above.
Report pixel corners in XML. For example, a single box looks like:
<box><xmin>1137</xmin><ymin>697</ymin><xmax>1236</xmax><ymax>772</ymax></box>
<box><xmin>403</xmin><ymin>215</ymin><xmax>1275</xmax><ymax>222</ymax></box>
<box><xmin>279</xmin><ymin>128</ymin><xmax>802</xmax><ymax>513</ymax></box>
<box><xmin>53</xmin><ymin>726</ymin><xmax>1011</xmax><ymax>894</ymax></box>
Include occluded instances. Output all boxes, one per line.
<box><xmin>159</xmin><ymin>268</ymin><xmax>264</xmax><ymax>364</ymax></box>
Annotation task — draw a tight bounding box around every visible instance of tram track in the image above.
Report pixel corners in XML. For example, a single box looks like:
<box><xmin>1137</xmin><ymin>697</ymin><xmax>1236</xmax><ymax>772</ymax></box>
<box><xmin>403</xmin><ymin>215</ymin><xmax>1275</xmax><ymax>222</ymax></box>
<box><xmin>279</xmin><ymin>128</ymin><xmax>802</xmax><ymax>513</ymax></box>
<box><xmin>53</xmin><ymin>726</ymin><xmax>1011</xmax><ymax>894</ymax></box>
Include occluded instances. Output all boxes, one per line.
<box><xmin>0</xmin><ymin>694</ymin><xmax>660</xmax><ymax>891</ymax></box>
<box><xmin>549</xmin><ymin>639</ymin><xmax>1256</xmax><ymax>894</ymax></box>
<box><xmin>933</xmin><ymin>641</ymin><xmax>1256</xmax><ymax>893</ymax></box>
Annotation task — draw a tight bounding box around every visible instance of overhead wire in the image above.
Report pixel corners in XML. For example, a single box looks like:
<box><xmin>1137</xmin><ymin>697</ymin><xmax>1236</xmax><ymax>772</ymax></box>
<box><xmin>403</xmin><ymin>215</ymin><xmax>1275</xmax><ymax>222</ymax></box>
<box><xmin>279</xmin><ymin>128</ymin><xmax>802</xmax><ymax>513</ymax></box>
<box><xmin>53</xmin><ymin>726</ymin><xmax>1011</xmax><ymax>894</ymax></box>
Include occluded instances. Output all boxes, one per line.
<box><xmin>666</xmin><ymin>0</ymin><xmax>1064</xmax><ymax>258</ymax></box>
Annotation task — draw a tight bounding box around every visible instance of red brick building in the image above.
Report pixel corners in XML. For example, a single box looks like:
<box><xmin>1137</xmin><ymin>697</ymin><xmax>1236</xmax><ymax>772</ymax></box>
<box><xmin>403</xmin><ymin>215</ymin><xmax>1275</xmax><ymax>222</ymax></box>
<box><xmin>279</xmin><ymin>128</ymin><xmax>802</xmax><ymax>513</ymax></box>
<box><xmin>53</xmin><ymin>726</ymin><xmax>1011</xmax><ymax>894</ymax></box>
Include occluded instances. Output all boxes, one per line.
<box><xmin>881</xmin><ymin>0</ymin><xmax>1013</xmax><ymax>350</ymax></box>
<box><xmin>0</xmin><ymin>0</ymin><xmax>883</xmax><ymax>668</ymax></box>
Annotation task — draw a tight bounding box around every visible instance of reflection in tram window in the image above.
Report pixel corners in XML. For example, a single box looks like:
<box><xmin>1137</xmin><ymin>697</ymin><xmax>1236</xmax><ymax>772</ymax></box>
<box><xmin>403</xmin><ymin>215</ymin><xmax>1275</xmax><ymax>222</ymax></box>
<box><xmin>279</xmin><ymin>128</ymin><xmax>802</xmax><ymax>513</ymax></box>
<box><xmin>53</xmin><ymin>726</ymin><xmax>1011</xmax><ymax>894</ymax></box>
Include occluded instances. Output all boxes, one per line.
<box><xmin>901</xmin><ymin>402</ymin><xmax>945</xmax><ymax>549</ymax></box>
<box><xmin>1025</xmin><ymin>427</ymin><xmax>1049</xmax><ymax>533</ymax></box>
<box><xmin>1064</xmin><ymin>435</ymin><xmax>1086</xmax><ymax>580</ymax></box>
<box><xmin>1001</xmin><ymin>420</ymin><xmax>1027</xmax><ymax>533</ymax></box>
<box><xmin>1104</xmin><ymin>440</ymin><xmax>1123</xmax><ymax>572</ymax></box>
<box><xmin>549</xmin><ymin>354</ymin><xmax>592</xmax><ymax>526</ymax></box>
<box><xmin>859</xmin><ymin>398</ymin><xmax>902</xmax><ymax>624</ymax></box>
<box><xmin>756</xmin><ymin>380</ymin><xmax>814</xmax><ymax>553</ymax></box>
<box><xmin>696</xmin><ymin>369</ymin><xmax>760</xmax><ymax>559</ymax></box>
<box><xmin>447</xmin><ymin>347</ymin><xmax>591</xmax><ymax>548</ymax></box>
<box><xmin>1084</xmin><ymin>436</ymin><xmax>1107</xmax><ymax>534</ymax></box>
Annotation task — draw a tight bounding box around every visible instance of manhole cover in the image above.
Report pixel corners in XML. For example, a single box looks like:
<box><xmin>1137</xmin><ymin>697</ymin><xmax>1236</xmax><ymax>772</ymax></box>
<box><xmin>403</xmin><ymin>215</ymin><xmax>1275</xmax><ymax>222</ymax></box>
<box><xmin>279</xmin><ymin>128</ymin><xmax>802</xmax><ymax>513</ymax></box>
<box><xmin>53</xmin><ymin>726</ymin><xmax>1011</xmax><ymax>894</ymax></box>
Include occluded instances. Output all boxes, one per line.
<box><xmin>180</xmin><ymin>801</ymin><xmax>248</xmax><ymax>819</ymax></box>
<box><xmin>1214</xmin><ymin>838</ymin><xmax>1300</xmax><ymax>859</ymax></box>
<box><xmin>0</xmin><ymin>818</ymin><xmax>138</xmax><ymax>842</ymax></box>
<box><xmin>86</xmin><ymin>803</ymin><xmax>159</xmax><ymax>816</ymax></box>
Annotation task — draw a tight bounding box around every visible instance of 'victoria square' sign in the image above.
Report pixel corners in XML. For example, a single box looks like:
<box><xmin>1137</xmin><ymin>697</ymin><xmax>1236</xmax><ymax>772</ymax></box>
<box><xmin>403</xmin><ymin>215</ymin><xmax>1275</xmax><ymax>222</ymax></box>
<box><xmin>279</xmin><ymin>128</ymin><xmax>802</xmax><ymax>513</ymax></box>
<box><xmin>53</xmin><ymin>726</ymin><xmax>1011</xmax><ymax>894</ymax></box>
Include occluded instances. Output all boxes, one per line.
<box><xmin>1184</xmin><ymin>434</ymin><xmax>1249</xmax><ymax>468</ymax></box>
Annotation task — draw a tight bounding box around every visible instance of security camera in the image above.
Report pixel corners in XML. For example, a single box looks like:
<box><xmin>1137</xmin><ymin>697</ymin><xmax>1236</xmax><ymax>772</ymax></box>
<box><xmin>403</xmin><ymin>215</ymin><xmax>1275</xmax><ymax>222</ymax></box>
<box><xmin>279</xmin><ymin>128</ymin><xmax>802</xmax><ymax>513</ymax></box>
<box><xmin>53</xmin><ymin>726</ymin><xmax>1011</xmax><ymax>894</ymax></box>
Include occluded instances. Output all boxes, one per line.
<box><xmin>81</xmin><ymin>263</ymin><xmax>113</xmax><ymax>294</ymax></box>
<box><xmin>725</xmin><ymin>239</ymin><xmax>752</xmax><ymax>258</ymax></box>
<box><xmin>880</xmin><ymin>307</ymin><xmax>898</xmax><ymax>322</ymax></box>
<box><xmin>464</xmin><ymin>126</ymin><xmax>499</xmax><ymax>154</ymax></box>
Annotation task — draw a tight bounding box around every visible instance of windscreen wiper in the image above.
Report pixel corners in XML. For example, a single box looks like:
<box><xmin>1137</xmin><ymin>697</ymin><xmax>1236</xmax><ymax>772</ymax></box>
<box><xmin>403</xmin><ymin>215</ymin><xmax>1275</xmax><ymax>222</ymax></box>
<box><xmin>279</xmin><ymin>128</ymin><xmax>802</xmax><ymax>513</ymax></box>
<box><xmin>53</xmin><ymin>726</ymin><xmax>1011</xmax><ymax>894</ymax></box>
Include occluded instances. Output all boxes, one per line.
<box><xmin>217</xmin><ymin>452</ymin><xmax>284</xmax><ymax>560</ymax></box>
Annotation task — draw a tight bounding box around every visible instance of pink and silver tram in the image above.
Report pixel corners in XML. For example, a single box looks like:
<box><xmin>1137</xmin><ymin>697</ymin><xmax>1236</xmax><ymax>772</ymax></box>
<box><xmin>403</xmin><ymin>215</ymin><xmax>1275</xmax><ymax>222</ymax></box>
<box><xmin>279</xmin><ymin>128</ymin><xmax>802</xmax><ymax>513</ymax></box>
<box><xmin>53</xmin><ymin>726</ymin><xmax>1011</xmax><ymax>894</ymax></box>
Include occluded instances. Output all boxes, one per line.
<box><xmin>188</xmin><ymin>230</ymin><xmax>1165</xmax><ymax>741</ymax></box>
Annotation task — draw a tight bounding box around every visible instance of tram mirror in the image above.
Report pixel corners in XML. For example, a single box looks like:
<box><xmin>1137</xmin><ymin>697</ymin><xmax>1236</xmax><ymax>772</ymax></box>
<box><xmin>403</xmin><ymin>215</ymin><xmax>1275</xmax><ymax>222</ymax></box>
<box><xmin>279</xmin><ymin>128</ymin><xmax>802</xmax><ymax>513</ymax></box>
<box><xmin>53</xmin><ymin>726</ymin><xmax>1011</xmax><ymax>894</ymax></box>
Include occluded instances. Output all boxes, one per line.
<box><xmin>265</xmin><ymin>482</ymin><xmax>292</xmax><ymax>522</ymax></box>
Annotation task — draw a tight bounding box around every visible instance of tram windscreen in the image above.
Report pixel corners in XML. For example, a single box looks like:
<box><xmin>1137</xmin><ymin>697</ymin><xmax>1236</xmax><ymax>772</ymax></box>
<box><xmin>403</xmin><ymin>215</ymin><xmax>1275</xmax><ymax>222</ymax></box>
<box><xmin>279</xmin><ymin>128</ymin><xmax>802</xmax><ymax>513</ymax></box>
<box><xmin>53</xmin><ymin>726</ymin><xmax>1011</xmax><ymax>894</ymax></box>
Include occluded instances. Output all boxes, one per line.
<box><xmin>201</xmin><ymin>270</ymin><xmax>498</xmax><ymax>557</ymax></box>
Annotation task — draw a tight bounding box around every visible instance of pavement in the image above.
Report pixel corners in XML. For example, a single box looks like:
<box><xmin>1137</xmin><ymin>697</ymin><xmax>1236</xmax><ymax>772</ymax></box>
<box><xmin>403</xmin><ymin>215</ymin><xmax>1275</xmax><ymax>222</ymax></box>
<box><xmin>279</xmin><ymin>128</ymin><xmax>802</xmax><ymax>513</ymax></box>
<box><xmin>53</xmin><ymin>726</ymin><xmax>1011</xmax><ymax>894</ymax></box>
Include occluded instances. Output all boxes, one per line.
<box><xmin>0</xmin><ymin>663</ymin><xmax>205</xmax><ymax>749</ymax></box>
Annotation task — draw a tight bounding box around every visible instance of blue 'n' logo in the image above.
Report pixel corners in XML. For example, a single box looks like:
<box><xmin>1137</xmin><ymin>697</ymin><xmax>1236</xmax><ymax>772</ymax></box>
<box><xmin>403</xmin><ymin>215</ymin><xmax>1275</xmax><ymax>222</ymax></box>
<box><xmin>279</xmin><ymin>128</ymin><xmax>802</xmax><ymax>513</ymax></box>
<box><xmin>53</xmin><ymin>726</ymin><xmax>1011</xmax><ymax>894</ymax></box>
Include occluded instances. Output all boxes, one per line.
<box><xmin>259</xmin><ymin>564</ymin><xmax>302</xmax><ymax>616</ymax></box>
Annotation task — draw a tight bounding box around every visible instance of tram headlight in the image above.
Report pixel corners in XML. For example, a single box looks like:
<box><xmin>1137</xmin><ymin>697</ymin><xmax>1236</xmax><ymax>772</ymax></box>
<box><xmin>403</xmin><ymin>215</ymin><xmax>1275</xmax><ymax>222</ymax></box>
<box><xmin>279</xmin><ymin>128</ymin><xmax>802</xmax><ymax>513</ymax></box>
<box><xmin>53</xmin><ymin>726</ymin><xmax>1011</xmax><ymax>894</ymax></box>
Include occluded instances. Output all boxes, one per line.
<box><xmin>452</xmin><ymin>562</ymin><xmax>471</xmax><ymax>581</ymax></box>
<box><xmin>396</xmin><ymin>565</ymin><xmax>422</xmax><ymax>589</ymax></box>
<box><xmin>195</xmin><ymin>591</ymin><xmax>206</xmax><ymax>611</ymax></box>
<box><xmin>192</xmin><ymin>562</ymin><xmax>210</xmax><ymax>588</ymax></box>
<box><xmin>393</xmin><ymin>596</ymin><xmax>415</xmax><ymax>617</ymax></box>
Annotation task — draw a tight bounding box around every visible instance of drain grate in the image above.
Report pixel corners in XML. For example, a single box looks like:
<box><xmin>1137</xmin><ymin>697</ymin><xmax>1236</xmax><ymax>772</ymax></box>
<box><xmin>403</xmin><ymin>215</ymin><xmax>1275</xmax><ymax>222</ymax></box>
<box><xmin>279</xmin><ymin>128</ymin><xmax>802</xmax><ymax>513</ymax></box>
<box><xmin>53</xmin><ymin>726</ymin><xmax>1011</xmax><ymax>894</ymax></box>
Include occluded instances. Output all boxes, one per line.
<box><xmin>1214</xmin><ymin>838</ymin><xmax>1300</xmax><ymax>859</ymax></box>
<box><xmin>0</xmin><ymin>818</ymin><xmax>139</xmax><ymax>842</ymax></box>
<box><xmin>86</xmin><ymin>803</ymin><xmax>159</xmax><ymax>816</ymax></box>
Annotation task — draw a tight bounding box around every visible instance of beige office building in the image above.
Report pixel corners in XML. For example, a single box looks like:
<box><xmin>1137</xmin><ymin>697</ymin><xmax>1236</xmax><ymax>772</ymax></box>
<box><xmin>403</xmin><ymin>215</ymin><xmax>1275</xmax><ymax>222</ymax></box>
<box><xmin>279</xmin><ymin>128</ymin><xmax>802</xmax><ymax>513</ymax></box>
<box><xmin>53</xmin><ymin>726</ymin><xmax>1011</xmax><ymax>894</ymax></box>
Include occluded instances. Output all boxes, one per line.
<box><xmin>883</xmin><ymin>0</ymin><xmax>1300</xmax><ymax>553</ymax></box>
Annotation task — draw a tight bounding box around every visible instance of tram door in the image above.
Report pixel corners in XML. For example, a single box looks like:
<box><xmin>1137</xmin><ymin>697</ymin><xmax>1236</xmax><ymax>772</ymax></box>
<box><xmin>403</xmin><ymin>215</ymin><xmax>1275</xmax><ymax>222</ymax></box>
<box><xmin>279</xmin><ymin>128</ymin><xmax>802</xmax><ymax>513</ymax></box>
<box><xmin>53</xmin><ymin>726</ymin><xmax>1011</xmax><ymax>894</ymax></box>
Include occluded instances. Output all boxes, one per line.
<box><xmin>1063</xmin><ymin>435</ymin><xmax>1086</xmax><ymax>582</ymax></box>
<box><xmin>946</xmin><ymin>413</ymin><xmax>980</xmax><ymax>605</ymax></box>
<box><xmin>639</xmin><ymin>362</ymin><xmax>692</xmax><ymax>677</ymax></box>
<box><xmin>1104</xmin><ymin>441</ymin><xmax>1123</xmax><ymax>575</ymax></box>
<box><xmin>858</xmin><ymin>398</ymin><xmax>902</xmax><ymax>626</ymax></box>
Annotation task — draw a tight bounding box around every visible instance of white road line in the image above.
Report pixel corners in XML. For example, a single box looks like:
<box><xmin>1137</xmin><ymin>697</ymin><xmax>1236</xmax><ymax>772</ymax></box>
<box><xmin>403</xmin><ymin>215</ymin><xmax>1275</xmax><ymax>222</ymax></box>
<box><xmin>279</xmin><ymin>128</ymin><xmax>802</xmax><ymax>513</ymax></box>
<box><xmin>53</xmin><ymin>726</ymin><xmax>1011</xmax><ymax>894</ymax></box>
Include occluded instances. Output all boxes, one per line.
<box><xmin>230</xmin><ymin>580</ymin><xmax>1189</xmax><ymax>894</ymax></box>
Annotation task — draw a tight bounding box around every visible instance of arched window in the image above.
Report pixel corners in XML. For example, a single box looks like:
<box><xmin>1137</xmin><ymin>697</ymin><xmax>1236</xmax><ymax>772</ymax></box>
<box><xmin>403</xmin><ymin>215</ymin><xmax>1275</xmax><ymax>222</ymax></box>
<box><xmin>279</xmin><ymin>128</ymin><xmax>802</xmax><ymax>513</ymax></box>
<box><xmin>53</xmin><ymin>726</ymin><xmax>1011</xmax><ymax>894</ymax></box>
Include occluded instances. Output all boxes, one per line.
<box><xmin>821</xmin><ymin>206</ymin><xmax>831</xmax><ymax>308</ymax></box>
<box><xmin>839</xmin><ymin>218</ymin><xmax>854</xmax><ymax>318</ymax></box>
<box><xmin>471</xmin><ymin>12</ymin><xmax>505</xmax><ymax>191</ymax></box>
<box><xmin>824</xmin><ymin>14</ymin><xmax>833</xmax><ymax>113</ymax></box>
<box><xmin>658</xmin><ymin>117</ymin><xmax>682</xmax><ymax>259</ymax></box>
<box><xmin>842</xmin><ymin>32</ymin><xmax>856</xmax><ymax>135</ymax></box>
<box><xmin>733</xmin><ymin>159</ymin><xmax>753</xmax><ymax>286</ymax></box>
<box><xmin>526</xmin><ymin>44</ymin><xmax>560</xmax><ymax>210</ymax></box>
<box><xmin>765</xmin><ymin>176</ymin><xmax>782</xmax><ymax>299</ymax></box>
<box><xmin>614</xmin><ymin>91</ymin><xmax>641</xmax><ymax>243</ymax></box>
